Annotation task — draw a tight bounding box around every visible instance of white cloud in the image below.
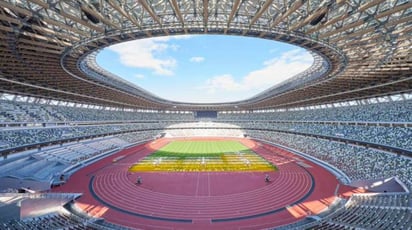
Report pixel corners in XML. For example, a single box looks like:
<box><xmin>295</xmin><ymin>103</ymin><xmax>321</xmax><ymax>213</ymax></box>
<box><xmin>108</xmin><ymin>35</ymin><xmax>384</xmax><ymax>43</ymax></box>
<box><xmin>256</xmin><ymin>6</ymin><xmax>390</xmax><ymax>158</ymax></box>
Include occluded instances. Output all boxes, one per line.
<box><xmin>201</xmin><ymin>74</ymin><xmax>244</xmax><ymax>93</ymax></box>
<box><xmin>200</xmin><ymin>49</ymin><xmax>313</xmax><ymax>95</ymax></box>
<box><xmin>104</xmin><ymin>36</ymin><xmax>313</xmax><ymax>103</ymax></box>
<box><xmin>189</xmin><ymin>56</ymin><xmax>205</xmax><ymax>63</ymax></box>
<box><xmin>108</xmin><ymin>37</ymin><xmax>177</xmax><ymax>76</ymax></box>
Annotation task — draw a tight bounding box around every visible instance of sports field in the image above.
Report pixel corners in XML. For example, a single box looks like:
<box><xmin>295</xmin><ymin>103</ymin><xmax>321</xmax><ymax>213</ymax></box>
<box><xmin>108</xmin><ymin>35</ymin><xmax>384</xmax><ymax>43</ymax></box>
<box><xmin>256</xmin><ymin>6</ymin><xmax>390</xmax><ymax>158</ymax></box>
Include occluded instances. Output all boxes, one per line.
<box><xmin>129</xmin><ymin>140</ymin><xmax>276</xmax><ymax>172</ymax></box>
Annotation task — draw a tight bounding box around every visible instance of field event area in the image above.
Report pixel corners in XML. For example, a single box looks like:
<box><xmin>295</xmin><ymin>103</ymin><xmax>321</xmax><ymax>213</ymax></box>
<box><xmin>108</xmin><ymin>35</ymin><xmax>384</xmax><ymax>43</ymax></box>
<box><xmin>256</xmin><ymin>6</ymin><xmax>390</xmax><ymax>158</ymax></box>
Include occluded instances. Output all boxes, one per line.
<box><xmin>129</xmin><ymin>140</ymin><xmax>276</xmax><ymax>172</ymax></box>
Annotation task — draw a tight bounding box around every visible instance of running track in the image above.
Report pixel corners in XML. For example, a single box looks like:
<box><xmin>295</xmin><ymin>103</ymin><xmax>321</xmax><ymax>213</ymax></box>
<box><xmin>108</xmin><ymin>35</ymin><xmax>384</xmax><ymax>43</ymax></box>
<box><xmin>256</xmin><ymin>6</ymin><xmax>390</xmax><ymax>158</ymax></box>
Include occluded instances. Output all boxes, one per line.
<box><xmin>53</xmin><ymin>138</ymin><xmax>362</xmax><ymax>230</ymax></box>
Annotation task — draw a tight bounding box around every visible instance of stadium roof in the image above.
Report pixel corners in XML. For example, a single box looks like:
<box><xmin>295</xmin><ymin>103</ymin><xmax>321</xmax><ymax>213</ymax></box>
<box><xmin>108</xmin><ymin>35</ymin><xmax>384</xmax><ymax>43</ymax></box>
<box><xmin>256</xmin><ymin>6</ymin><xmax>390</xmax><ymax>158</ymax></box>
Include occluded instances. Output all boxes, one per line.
<box><xmin>0</xmin><ymin>0</ymin><xmax>411</xmax><ymax>111</ymax></box>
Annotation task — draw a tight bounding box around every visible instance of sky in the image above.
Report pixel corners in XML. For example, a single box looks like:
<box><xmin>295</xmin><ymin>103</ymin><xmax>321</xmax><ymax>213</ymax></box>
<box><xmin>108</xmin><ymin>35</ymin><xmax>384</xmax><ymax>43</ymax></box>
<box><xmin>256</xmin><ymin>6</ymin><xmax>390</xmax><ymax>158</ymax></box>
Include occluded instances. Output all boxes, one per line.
<box><xmin>96</xmin><ymin>35</ymin><xmax>313</xmax><ymax>103</ymax></box>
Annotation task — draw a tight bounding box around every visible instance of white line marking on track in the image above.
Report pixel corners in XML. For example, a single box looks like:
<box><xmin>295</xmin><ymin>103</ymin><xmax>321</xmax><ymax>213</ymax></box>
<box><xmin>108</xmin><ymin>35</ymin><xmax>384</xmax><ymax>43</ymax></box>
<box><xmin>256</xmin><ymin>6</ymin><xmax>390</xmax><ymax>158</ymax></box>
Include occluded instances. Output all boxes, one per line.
<box><xmin>208</xmin><ymin>172</ymin><xmax>211</xmax><ymax>196</ymax></box>
<box><xmin>195</xmin><ymin>172</ymin><xmax>200</xmax><ymax>196</ymax></box>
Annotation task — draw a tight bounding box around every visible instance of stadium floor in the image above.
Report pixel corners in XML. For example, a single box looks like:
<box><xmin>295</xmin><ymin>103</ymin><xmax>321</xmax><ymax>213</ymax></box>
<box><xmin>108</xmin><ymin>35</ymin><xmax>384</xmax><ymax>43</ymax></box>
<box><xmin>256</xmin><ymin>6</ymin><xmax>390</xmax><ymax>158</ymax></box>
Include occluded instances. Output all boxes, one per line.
<box><xmin>52</xmin><ymin>137</ymin><xmax>364</xmax><ymax>229</ymax></box>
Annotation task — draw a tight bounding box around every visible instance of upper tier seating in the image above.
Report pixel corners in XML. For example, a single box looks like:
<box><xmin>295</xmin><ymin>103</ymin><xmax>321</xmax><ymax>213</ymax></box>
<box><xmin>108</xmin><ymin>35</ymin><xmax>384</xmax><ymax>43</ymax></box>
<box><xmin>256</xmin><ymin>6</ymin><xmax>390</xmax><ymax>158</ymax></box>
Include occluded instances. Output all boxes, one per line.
<box><xmin>0</xmin><ymin>123</ymin><xmax>168</xmax><ymax>150</ymax></box>
<box><xmin>2</xmin><ymin>98</ymin><xmax>412</xmax><ymax>123</ymax></box>
<box><xmin>0</xmin><ymin>99</ymin><xmax>194</xmax><ymax>123</ymax></box>
<box><xmin>218</xmin><ymin>99</ymin><xmax>412</xmax><ymax>122</ymax></box>
<box><xmin>225</xmin><ymin>121</ymin><xmax>412</xmax><ymax>151</ymax></box>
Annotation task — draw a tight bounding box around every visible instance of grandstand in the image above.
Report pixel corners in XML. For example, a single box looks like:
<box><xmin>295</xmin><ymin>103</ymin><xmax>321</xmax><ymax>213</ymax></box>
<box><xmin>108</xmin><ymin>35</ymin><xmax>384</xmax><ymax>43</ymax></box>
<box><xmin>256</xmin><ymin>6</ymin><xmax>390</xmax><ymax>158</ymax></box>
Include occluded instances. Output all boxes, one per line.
<box><xmin>0</xmin><ymin>0</ymin><xmax>411</xmax><ymax>229</ymax></box>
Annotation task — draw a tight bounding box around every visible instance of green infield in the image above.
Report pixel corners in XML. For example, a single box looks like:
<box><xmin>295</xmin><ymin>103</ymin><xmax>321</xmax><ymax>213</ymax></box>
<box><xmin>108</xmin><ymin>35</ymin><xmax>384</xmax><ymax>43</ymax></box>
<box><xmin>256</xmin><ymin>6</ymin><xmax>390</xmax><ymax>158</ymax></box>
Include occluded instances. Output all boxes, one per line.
<box><xmin>129</xmin><ymin>140</ymin><xmax>277</xmax><ymax>172</ymax></box>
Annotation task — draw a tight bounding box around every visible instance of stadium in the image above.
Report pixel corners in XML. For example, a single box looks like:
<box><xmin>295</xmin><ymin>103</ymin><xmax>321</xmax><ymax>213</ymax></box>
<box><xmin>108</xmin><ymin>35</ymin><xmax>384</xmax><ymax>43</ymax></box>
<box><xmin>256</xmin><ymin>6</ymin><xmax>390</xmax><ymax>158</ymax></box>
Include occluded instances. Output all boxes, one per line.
<box><xmin>0</xmin><ymin>0</ymin><xmax>411</xmax><ymax>229</ymax></box>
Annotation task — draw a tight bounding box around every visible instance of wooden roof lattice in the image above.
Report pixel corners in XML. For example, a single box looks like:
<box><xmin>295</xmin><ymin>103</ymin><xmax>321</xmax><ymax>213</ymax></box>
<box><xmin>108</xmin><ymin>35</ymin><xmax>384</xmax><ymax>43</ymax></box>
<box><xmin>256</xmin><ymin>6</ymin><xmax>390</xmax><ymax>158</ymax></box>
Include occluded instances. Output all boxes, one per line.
<box><xmin>0</xmin><ymin>0</ymin><xmax>410</xmax><ymax>111</ymax></box>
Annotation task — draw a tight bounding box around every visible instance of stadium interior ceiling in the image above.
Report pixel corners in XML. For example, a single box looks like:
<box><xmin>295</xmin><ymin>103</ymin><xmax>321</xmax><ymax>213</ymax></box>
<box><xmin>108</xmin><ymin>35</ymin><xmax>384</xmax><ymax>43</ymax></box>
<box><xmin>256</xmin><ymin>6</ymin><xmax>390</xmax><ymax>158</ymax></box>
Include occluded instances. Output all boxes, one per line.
<box><xmin>0</xmin><ymin>0</ymin><xmax>411</xmax><ymax>111</ymax></box>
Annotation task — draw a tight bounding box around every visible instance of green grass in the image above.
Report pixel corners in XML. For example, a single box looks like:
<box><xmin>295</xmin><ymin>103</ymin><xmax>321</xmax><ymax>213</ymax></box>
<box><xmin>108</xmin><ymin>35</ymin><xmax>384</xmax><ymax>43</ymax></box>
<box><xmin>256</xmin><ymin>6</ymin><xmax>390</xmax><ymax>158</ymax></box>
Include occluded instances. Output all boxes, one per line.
<box><xmin>147</xmin><ymin>141</ymin><xmax>250</xmax><ymax>158</ymax></box>
<box><xmin>129</xmin><ymin>140</ymin><xmax>277</xmax><ymax>172</ymax></box>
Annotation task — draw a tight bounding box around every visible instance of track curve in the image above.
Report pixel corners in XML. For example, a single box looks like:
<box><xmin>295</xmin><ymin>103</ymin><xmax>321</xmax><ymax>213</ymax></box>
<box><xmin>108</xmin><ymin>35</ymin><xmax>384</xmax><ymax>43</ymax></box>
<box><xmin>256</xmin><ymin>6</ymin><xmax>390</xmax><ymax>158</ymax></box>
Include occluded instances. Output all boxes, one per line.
<box><xmin>53</xmin><ymin>138</ymin><xmax>345</xmax><ymax>229</ymax></box>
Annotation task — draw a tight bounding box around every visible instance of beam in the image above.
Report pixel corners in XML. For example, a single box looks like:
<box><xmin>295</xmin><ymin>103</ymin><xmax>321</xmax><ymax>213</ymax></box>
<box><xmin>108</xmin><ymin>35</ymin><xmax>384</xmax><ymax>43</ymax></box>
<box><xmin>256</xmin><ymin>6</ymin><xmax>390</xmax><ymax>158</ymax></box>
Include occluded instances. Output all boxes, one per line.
<box><xmin>375</xmin><ymin>2</ymin><xmax>412</xmax><ymax>19</ymax></box>
<box><xmin>0</xmin><ymin>1</ymin><xmax>33</xmax><ymax>17</ymax></box>
<box><xmin>260</xmin><ymin>0</ymin><xmax>306</xmax><ymax>37</ymax></box>
<box><xmin>139</xmin><ymin>0</ymin><xmax>169</xmax><ymax>35</ymax></box>
<box><xmin>42</xmin><ymin>18</ymin><xmax>89</xmax><ymax>37</ymax></box>
<box><xmin>138</xmin><ymin>0</ymin><xmax>161</xmax><ymax>25</ymax></box>
<box><xmin>59</xmin><ymin>10</ymin><xmax>105</xmax><ymax>33</ymax></box>
<box><xmin>203</xmin><ymin>0</ymin><xmax>208</xmax><ymax>33</ymax></box>
<box><xmin>80</xmin><ymin>3</ymin><xmax>121</xmax><ymax>30</ymax></box>
<box><xmin>359</xmin><ymin>0</ymin><xmax>385</xmax><ymax>12</ymax></box>
<box><xmin>19</xmin><ymin>38</ymin><xmax>65</xmax><ymax>50</ymax></box>
<box><xmin>318</xmin><ymin>19</ymin><xmax>365</xmax><ymax>39</ymax></box>
<box><xmin>26</xmin><ymin>0</ymin><xmax>49</xmax><ymax>9</ymax></box>
<box><xmin>306</xmin><ymin>11</ymin><xmax>350</xmax><ymax>34</ymax></box>
<box><xmin>17</xmin><ymin>44</ymin><xmax>62</xmax><ymax>54</ymax></box>
<box><xmin>289</xmin><ymin>7</ymin><xmax>328</xmax><ymax>31</ymax></box>
<box><xmin>31</xmin><ymin>24</ymin><xmax>80</xmax><ymax>42</ymax></box>
<box><xmin>225</xmin><ymin>0</ymin><xmax>242</xmax><ymax>34</ymax></box>
<box><xmin>250</xmin><ymin>0</ymin><xmax>274</xmax><ymax>26</ymax></box>
<box><xmin>20</xmin><ymin>30</ymin><xmax>71</xmax><ymax>46</ymax></box>
<box><xmin>169</xmin><ymin>0</ymin><xmax>187</xmax><ymax>33</ymax></box>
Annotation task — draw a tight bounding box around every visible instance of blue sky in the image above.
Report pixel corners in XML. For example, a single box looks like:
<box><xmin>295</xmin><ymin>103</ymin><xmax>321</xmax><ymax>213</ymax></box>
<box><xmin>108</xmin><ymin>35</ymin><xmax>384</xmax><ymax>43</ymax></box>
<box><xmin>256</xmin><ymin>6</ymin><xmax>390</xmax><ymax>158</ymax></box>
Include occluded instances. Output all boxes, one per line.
<box><xmin>97</xmin><ymin>35</ymin><xmax>313</xmax><ymax>103</ymax></box>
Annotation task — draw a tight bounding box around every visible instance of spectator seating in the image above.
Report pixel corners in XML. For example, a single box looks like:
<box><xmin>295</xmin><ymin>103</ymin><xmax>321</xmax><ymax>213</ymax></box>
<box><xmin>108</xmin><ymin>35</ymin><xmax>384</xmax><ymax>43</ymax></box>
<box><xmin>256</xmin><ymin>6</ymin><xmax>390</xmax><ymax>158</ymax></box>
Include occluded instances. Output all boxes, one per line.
<box><xmin>165</xmin><ymin>122</ymin><xmax>244</xmax><ymax>137</ymax></box>
<box><xmin>2</xmin><ymin>99</ymin><xmax>412</xmax><ymax>156</ymax></box>
<box><xmin>306</xmin><ymin>194</ymin><xmax>412</xmax><ymax>230</ymax></box>
<box><xmin>218</xmin><ymin>99</ymin><xmax>412</xmax><ymax>122</ymax></box>
<box><xmin>248</xmin><ymin>130</ymin><xmax>412</xmax><ymax>191</ymax></box>
<box><xmin>275</xmin><ymin>193</ymin><xmax>412</xmax><ymax>230</ymax></box>
<box><xmin>1</xmin><ymin>98</ymin><xmax>412</xmax><ymax>229</ymax></box>
<box><xmin>219</xmin><ymin>121</ymin><xmax>412</xmax><ymax>152</ymax></box>
<box><xmin>0</xmin><ymin>192</ymin><xmax>129</xmax><ymax>230</ymax></box>
<box><xmin>0</xmin><ymin>134</ymin><xmax>152</xmax><ymax>185</ymax></box>
<box><xmin>0</xmin><ymin>99</ymin><xmax>194</xmax><ymax>123</ymax></box>
<box><xmin>0</xmin><ymin>123</ymin><xmax>166</xmax><ymax>150</ymax></box>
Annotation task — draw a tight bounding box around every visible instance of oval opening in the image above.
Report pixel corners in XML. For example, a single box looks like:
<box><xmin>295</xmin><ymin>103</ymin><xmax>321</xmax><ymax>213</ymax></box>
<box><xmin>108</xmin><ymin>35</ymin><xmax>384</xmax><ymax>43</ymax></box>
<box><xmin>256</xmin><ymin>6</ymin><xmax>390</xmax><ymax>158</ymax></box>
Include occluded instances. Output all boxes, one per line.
<box><xmin>96</xmin><ymin>35</ymin><xmax>313</xmax><ymax>103</ymax></box>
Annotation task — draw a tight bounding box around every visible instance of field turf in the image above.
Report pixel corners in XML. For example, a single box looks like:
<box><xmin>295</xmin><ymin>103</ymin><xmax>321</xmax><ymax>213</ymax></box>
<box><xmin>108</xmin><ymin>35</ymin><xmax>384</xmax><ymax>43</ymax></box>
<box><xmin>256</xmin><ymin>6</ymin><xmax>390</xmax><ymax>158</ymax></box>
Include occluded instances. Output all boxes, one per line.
<box><xmin>129</xmin><ymin>140</ymin><xmax>276</xmax><ymax>172</ymax></box>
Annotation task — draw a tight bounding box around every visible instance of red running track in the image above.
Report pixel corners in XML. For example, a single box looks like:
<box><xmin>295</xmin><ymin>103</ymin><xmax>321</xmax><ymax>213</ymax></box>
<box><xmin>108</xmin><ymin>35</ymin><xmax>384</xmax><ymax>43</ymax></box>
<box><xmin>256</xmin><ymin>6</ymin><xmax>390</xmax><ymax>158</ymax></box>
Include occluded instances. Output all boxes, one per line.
<box><xmin>53</xmin><ymin>138</ymin><xmax>361</xmax><ymax>230</ymax></box>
